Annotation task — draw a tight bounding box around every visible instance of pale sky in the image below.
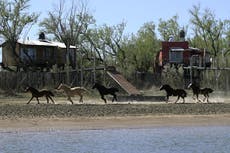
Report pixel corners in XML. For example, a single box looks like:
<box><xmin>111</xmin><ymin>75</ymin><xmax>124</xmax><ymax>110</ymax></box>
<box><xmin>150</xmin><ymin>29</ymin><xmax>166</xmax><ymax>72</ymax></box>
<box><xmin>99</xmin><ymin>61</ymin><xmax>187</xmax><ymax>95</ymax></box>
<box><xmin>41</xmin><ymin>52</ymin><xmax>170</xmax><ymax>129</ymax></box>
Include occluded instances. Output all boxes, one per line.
<box><xmin>26</xmin><ymin>0</ymin><xmax>229</xmax><ymax>39</ymax></box>
<box><xmin>0</xmin><ymin>0</ymin><xmax>229</xmax><ymax>62</ymax></box>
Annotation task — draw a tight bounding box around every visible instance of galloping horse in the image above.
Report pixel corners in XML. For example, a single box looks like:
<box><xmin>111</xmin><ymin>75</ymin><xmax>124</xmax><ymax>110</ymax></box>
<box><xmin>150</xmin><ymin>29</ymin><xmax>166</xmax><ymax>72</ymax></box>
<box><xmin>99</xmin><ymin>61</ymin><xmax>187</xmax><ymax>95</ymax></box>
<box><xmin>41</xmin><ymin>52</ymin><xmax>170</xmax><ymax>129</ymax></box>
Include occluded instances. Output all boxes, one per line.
<box><xmin>92</xmin><ymin>83</ymin><xmax>119</xmax><ymax>103</ymax></box>
<box><xmin>57</xmin><ymin>83</ymin><xmax>87</xmax><ymax>104</ymax></box>
<box><xmin>188</xmin><ymin>83</ymin><xmax>213</xmax><ymax>103</ymax></box>
<box><xmin>160</xmin><ymin>84</ymin><xmax>187</xmax><ymax>103</ymax></box>
<box><xmin>25</xmin><ymin>86</ymin><xmax>55</xmax><ymax>104</ymax></box>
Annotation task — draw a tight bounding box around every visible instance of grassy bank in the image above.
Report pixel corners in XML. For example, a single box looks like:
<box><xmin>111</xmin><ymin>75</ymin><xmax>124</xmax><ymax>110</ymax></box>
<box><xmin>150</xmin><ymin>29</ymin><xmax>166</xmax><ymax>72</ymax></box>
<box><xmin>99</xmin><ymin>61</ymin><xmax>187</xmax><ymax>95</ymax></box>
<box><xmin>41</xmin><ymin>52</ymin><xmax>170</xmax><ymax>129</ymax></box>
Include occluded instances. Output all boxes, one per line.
<box><xmin>0</xmin><ymin>103</ymin><xmax>230</xmax><ymax>118</ymax></box>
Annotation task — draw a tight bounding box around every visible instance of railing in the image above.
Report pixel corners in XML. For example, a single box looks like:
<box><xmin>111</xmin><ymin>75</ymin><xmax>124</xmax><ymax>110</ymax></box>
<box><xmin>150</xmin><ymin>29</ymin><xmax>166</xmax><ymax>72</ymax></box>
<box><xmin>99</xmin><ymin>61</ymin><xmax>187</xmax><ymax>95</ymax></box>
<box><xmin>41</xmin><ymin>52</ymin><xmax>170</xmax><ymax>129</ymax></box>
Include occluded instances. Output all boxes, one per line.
<box><xmin>0</xmin><ymin>71</ymin><xmax>80</xmax><ymax>91</ymax></box>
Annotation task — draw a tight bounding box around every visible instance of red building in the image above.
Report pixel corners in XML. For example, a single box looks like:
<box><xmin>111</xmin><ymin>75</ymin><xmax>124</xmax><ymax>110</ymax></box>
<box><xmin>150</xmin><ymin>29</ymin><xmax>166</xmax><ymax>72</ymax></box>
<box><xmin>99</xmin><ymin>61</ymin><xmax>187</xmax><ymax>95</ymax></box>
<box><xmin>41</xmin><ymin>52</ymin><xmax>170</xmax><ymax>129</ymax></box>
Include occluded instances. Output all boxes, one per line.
<box><xmin>155</xmin><ymin>41</ymin><xmax>211</xmax><ymax>72</ymax></box>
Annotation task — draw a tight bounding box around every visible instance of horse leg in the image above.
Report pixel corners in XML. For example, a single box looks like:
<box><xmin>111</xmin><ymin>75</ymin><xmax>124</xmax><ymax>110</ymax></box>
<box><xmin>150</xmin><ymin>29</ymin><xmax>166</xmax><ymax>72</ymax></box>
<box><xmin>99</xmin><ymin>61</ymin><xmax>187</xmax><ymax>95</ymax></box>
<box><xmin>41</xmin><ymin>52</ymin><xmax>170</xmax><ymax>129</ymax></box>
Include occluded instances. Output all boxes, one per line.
<box><xmin>192</xmin><ymin>94</ymin><xmax>196</xmax><ymax>100</ymax></box>
<box><xmin>67</xmin><ymin>96</ymin><xmax>74</xmax><ymax>104</ymax></box>
<box><xmin>203</xmin><ymin>94</ymin><xmax>207</xmax><ymax>102</ymax></box>
<box><xmin>165</xmin><ymin>95</ymin><xmax>169</xmax><ymax>103</ymax></box>
<box><xmin>79</xmin><ymin>94</ymin><xmax>83</xmax><ymax>103</ymax></box>
<box><xmin>175</xmin><ymin>96</ymin><xmax>180</xmax><ymax>103</ymax></box>
<box><xmin>36</xmin><ymin>97</ymin><xmax>40</xmax><ymax>104</ymax></box>
<box><xmin>48</xmin><ymin>96</ymin><xmax>55</xmax><ymax>104</ymax></box>
<box><xmin>112</xmin><ymin>94</ymin><xmax>117</xmax><ymax>102</ymax></box>
<box><xmin>114</xmin><ymin>94</ymin><xmax>118</xmax><ymax>101</ymax></box>
<box><xmin>206</xmin><ymin>94</ymin><xmax>210</xmax><ymax>103</ymax></box>
<box><xmin>27</xmin><ymin>96</ymin><xmax>34</xmax><ymax>104</ymax></box>
<box><xmin>182</xmin><ymin>97</ymin><xmax>185</xmax><ymax>103</ymax></box>
<box><xmin>101</xmin><ymin>95</ymin><xmax>107</xmax><ymax>103</ymax></box>
<box><xmin>46</xmin><ymin>96</ymin><xmax>49</xmax><ymax>104</ymax></box>
<box><xmin>196</xmin><ymin>94</ymin><xmax>201</xmax><ymax>103</ymax></box>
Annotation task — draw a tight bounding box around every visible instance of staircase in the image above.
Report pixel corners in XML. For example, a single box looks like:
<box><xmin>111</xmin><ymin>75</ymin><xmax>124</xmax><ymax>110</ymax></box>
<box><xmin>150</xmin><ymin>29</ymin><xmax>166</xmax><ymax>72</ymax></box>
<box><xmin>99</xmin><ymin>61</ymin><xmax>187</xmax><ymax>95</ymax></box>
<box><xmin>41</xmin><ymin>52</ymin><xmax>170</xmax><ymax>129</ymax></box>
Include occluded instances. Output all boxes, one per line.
<box><xmin>107</xmin><ymin>70</ymin><xmax>141</xmax><ymax>96</ymax></box>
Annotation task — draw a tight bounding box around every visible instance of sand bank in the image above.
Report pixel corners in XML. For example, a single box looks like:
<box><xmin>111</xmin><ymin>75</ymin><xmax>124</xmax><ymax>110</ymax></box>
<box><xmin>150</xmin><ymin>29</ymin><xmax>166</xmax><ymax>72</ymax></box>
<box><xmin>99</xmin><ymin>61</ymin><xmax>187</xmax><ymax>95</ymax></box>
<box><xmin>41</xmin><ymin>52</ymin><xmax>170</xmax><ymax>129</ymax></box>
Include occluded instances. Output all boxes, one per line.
<box><xmin>0</xmin><ymin>114</ymin><xmax>230</xmax><ymax>132</ymax></box>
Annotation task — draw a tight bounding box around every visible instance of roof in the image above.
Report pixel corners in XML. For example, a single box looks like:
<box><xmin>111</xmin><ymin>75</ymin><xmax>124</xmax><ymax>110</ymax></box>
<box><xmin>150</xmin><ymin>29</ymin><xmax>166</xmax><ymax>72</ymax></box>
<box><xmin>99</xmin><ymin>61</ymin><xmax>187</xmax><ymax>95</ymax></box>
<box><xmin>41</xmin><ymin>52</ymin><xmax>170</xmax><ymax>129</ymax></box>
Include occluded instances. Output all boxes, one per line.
<box><xmin>17</xmin><ymin>39</ymin><xmax>76</xmax><ymax>49</ymax></box>
<box><xmin>170</xmin><ymin>47</ymin><xmax>185</xmax><ymax>52</ymax></box>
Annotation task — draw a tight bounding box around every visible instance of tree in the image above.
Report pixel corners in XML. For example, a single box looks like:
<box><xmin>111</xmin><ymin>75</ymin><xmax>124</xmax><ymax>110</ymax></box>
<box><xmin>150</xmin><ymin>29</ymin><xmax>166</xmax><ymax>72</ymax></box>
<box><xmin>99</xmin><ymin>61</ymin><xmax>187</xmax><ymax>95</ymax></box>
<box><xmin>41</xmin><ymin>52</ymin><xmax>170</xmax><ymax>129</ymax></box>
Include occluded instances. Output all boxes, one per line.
<box><xmin>0</xmin><ymin>0</ymin><xmax>39</xmax><ymax>69</ymax></box>
<box><xmin>189</xmin><ymin>4</ymin><xmax>225</xmax><ymax>57</ymax></box>
<box><xmin>158</xmin><ymin>15</ymin><xmax>186</xmax><ymax>41</ymax></box>
<box><xmin>123</xmin><ymin>22</ymin><xmax>160</xmax><ymax>74</ymax></box>
<box><xmin>40</xmin><ymin>0</ymin><xmax>95</xmax><ymax>84</ymax></box>
<box><xmin>95</xmin><ymin>23</ymin><xmax>126</xmax><ymax>64</ymax></box>
<box><xmin>80</xmin><ymin>22</ymin><xmax>126</xmax><ymax>67</ymax></box>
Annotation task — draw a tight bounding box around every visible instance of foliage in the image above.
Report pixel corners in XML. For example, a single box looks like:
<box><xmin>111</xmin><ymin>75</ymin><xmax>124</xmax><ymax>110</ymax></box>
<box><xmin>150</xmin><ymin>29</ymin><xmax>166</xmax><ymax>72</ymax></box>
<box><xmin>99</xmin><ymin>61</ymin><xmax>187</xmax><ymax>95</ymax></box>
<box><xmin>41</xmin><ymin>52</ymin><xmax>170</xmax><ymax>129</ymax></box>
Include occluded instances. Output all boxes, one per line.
<box><xmin>161</xmin><ymin>65</ymin><xmax>185</xmax><ymax>88</ymax></box>
<box><xmin>158</xmin><ymin>15</ymin><xmax>187</xmax><ymax>41</ymax></box>
<box><xmin>119</xmin><ymin>22</ymin><xmax>160</xmax><ymax>74</ymax></box>
<box><xmin>0</xmin><ymin>0</ymin><xmax>39</xmax><ymax>65</ymax></box>
<box><xmin>189</xmin><ymin>4</ymin><xmax>228</xmax><ymax>57</ymax></box>
<box><xmin>40</xmin><ymin>0</ymin><xmax>95</xmax><ymax>47</ymax></box>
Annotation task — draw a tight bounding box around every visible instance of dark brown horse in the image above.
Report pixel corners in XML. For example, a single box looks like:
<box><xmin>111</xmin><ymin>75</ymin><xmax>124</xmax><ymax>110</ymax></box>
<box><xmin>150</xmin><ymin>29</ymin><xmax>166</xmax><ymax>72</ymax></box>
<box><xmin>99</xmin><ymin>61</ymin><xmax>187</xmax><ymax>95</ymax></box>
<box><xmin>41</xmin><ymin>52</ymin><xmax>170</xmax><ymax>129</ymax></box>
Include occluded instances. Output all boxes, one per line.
<box><xmin>25</xmin><ymin>86</ymin><xmax>55</xmax><ymax>104</ymax></box>
<box><xmin>188</xmin><ymin>83</ymin><xmax>213</xmax><ymax>103</ymax></box>
<box><xmin>160</xmin><ymin>84</ymin><xmax>187</xmax><ymax>103</ymax></box>
<box><xmin>92</xmin><ymin>83</ymin><xmax>119</xmax><ymax>103</ymax></box>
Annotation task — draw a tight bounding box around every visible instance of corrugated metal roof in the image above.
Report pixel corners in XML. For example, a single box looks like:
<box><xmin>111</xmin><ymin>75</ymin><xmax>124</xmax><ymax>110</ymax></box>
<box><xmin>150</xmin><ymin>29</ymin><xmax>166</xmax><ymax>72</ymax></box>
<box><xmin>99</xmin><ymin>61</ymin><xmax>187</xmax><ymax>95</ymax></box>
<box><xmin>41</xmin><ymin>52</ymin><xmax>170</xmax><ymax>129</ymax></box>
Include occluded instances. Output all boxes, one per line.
<box><xmin>17</xmin><ymin>39</ymin><xmax>76</xmax><ymax>49</ymax></box>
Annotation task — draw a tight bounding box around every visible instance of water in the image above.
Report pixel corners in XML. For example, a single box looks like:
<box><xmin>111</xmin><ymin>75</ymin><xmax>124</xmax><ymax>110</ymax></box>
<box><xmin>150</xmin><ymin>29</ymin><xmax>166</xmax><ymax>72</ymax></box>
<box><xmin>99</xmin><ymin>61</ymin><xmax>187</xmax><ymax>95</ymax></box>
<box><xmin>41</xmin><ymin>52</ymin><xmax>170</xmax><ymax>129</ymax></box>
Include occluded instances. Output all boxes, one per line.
<box><xmin>0</xmin><ymin>126</ymin><xmax>229</xmax><ymax>153</ymax></box>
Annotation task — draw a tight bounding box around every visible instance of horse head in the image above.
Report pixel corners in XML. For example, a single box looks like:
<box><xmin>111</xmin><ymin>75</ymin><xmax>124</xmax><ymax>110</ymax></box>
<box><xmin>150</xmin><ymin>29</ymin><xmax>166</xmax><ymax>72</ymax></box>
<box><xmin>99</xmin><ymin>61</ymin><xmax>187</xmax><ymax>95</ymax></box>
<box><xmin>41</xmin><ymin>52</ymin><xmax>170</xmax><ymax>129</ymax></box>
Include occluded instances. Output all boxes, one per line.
<box><xmin>187</xmin><ymin>83</ymin><xmax>198</xmax><ymax>89</ymax></box>
<box><xmin>25</xmin><ymin>86</ymin><xmax>38</xmax><ymax>93</ymax></box>
<box><xmin>160</xmin><ymin>84</ymin><xmax>171</xmax><ymax>90</ymax></box>
<box><xmin>159</xmin><ymin>85</ymin><xmax>164</xmax><ymax>90</ymax></box>
<box><xmin>57</xmin><ymin>83</ymin><xmax>63</xmax><ymax>90</ymax></box>
<box><xmin>25</xmin><ymin>86</ymin><xmax>30</xmax><ymax>92</ymax></box>
<box><xmin>92</xmin><ymin>83</ymin><xmax>100</xmax><ymax>89</ymax></box>
<box><xmin>187</xmin><ymin>83</ymin><xmax>193</xmax><ymax>89</ymax></box>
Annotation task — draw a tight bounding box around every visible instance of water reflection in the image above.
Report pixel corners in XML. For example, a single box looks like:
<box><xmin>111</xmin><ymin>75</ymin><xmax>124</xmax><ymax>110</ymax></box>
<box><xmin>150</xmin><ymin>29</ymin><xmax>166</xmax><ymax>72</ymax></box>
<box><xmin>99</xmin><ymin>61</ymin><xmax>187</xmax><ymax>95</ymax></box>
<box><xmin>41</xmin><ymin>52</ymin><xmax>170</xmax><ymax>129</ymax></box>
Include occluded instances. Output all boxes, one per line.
<box><xmin>0</xmin><ymin>126</ymin><xmax>229</xmax><ymax>153</ymax></box>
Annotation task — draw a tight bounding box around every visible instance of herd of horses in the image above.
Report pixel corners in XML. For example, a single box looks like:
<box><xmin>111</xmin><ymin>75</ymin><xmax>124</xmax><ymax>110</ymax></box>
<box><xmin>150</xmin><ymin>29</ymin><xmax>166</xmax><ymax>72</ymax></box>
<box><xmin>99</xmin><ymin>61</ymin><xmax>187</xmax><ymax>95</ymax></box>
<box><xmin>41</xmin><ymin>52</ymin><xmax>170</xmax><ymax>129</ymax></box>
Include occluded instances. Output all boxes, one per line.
<box><xmin>160</xmin><ymin>83</ymin><xmax>213</xmax><ymax>103</ymax></box>
<box><xmin>25</xmin><ymin>82</ymin><xmax>213</xmax><ymax>104</ymax></box>
<box><xmin>25</xmin><ymin>82</ymin><xmax>119</xmax><ymax>104</ymax></box>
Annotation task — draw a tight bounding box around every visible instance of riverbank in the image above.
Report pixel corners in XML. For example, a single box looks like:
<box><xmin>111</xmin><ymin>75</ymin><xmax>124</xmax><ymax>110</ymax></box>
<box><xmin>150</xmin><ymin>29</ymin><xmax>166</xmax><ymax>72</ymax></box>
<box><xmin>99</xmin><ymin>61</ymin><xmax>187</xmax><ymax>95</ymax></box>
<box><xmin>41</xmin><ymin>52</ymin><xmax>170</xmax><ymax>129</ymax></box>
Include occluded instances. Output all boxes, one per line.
<box><xmin>0</xmin><ymin>114</ymin><xmax>230</xmax><ymax>132</ymax></box>
<box><xmin>0</xmin><ymin>103</ymin><xmax>230</xmax><ymax>118</ymax></box>
<box><xmin>0</xmin><ymin>102</ymin><xmax>229</xmax><ymax>131</ymax></box>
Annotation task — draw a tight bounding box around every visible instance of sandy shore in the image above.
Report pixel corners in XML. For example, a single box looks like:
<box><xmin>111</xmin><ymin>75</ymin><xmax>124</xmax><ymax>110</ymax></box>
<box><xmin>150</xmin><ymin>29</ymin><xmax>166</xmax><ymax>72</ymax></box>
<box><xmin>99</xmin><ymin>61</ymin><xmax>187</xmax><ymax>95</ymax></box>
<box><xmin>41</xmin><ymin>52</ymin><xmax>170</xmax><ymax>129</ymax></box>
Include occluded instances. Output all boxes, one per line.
<box><xmin>0</xmin><ymin>114</ymin><xmax>230</xmax><ymax>132</ymax></box>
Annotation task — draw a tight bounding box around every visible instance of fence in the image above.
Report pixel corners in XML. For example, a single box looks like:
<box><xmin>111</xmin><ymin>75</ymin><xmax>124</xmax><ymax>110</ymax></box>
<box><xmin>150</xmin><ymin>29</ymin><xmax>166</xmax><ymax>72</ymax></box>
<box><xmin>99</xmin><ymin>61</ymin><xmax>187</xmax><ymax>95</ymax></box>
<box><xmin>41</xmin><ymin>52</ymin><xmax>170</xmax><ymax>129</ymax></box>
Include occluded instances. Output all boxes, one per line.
<box><xmin>0</xmin><ymin>71</ymin><xmax>80</xmax><ymax>92</ymax></box>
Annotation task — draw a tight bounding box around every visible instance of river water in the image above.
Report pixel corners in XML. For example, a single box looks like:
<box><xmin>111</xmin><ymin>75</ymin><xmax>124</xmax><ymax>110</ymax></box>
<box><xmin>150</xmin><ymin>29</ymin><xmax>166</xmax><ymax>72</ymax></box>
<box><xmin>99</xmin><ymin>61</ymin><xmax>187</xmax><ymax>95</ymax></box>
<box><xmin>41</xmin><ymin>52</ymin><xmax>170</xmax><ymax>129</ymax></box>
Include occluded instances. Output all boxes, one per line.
<box><xmin>0</xmin><ymin>126</ymin><xmax>229</xmax><ymax>153</ymax></box>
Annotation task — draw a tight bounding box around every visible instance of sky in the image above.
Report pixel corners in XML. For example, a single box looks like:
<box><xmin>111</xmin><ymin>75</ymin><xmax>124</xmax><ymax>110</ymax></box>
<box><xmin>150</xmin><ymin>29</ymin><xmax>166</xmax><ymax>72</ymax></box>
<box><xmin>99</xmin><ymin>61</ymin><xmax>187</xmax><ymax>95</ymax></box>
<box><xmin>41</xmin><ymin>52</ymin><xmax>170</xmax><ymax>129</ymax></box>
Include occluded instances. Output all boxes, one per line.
<box><xmin>0</xmin><ymin>0</ymin><xmax>229</xmax><ymax>62</ymax></box>
<box><xmin>26</xmin><ymin>0</ymin><xmax>230</xmax><ymax>40</ymax></box>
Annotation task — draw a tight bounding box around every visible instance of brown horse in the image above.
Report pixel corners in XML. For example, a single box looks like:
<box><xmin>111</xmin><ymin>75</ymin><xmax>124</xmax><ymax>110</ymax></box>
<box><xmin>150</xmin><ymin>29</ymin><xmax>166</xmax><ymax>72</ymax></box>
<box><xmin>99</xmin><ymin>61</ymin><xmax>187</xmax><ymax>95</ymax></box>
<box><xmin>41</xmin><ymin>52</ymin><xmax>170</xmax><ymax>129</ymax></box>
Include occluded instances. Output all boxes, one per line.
<box><xmin>25</xmin><ymin>86</ymin><xmax>55</xmax><ymax>104</ymax></box>
<box><xmin>57</xmin><ymin>83</ymin><xmax>87</xmax><ymax>104</ymax></box>
<box><xmin>160</xmin><ymin>84</ymin><xmax>187</xmax><ymax>103</ymax></box>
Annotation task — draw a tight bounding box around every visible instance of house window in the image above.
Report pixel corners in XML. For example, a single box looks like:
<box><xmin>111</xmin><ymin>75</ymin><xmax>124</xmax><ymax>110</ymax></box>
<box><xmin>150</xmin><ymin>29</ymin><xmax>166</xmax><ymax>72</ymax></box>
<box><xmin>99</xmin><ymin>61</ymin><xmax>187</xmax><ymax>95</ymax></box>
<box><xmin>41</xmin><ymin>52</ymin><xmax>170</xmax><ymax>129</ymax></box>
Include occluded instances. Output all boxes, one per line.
<box><xmin>20</xmin><ymin>47</ymin><xmax>36</xmax><ymax>61</ymax></box>
<box><xmin>169</xmin><ymin>48</ymin><xmax>183</xmax><ymax>63</ymax></box>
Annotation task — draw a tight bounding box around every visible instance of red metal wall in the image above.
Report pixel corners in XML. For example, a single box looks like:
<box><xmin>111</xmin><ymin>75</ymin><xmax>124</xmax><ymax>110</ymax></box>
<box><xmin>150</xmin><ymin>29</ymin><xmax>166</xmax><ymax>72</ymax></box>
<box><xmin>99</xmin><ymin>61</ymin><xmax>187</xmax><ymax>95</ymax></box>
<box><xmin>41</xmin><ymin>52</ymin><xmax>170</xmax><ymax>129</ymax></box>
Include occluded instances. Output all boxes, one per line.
<box><xmin>161</xmin><ymin>41</ymin><xmax>189</xmax><ymax>64</ymax></box>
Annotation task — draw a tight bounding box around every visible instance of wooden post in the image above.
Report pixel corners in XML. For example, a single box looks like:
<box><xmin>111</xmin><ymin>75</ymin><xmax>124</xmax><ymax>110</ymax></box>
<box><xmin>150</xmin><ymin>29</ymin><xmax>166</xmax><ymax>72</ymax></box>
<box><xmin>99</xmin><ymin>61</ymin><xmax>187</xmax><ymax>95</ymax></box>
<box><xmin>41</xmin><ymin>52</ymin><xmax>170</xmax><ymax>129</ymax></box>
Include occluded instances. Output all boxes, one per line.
<box><xmin>66</xmin><ymin>41</ymin><xmax>70</xmax><ymax>85</ymax></box>
<box><xmin>93</xmin><ymin>52</ymin><xmax>96</xmax><ymax>83</ymax></box>
<box><xmin>80</xmin><ymin>53</ymin><xmax>83</xmax><ymax>87</ymax></box>
<box><xmin>189</xmin><ymin>56</ymin><xmax>193</xmax><ymax>83</ymax></box>
<box><xmin>102</xmin><ymin>44</ymin><xmax>106</xmax><ymax>84</ymax></box>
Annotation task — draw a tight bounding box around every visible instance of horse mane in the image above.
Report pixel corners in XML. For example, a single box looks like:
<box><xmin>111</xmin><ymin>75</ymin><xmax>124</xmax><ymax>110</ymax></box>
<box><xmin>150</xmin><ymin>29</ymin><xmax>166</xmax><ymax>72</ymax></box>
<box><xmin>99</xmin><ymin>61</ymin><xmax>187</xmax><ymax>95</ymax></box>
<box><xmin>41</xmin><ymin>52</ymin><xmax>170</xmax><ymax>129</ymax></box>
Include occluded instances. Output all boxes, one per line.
<box><xmin>161</xmin><ymin>84</ymin><xmax>174</xmax><ymax>92</ymax></box>
<box><xmin>58</xmin><ymin>83</ymin><xmax>71</xmax><ymax>89</ymax></box>
<box><xmin>27</xmin><ymin>86</ymin><xmax>39</xmax><ymax>93</ymax></box>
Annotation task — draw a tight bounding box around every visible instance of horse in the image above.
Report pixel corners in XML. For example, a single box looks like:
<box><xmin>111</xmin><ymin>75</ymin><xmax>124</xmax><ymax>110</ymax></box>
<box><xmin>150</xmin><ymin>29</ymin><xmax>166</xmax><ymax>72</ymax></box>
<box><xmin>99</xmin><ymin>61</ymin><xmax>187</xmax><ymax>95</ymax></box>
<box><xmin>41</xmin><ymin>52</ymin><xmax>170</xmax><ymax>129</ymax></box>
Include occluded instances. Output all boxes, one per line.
<box><xmin>188</xmin><ymin>83</ymin><xmax>213</xmax><ymax>103</ymax></box>
<box><xmin>92</xmin><ymin>83</ymin><xmax>119</xmax><ymax>103</ymax></box>
<box><xmin>25</xmin><ymin>86</ymin><xmax>55</xmax><ymax>104</ymax></box>
<box><xmin>160</xmin><ymin>84</ymin><xmax>187</xmax><ymax>103</ymax></box>
<box><xmin>57</xmin><ymin>83</ymin><xmax>87</xmax><ymax>104</ymax></box>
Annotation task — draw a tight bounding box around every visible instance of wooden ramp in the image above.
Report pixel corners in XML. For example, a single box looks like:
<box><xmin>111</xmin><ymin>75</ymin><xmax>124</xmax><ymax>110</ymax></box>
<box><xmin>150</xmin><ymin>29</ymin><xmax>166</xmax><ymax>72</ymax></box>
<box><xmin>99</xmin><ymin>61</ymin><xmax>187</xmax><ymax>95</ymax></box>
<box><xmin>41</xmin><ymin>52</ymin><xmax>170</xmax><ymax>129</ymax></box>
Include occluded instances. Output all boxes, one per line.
<box><xmin>107</xmin><ymin>70</ymin><xmax>141</xmax><ymax>96</ymax></box>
